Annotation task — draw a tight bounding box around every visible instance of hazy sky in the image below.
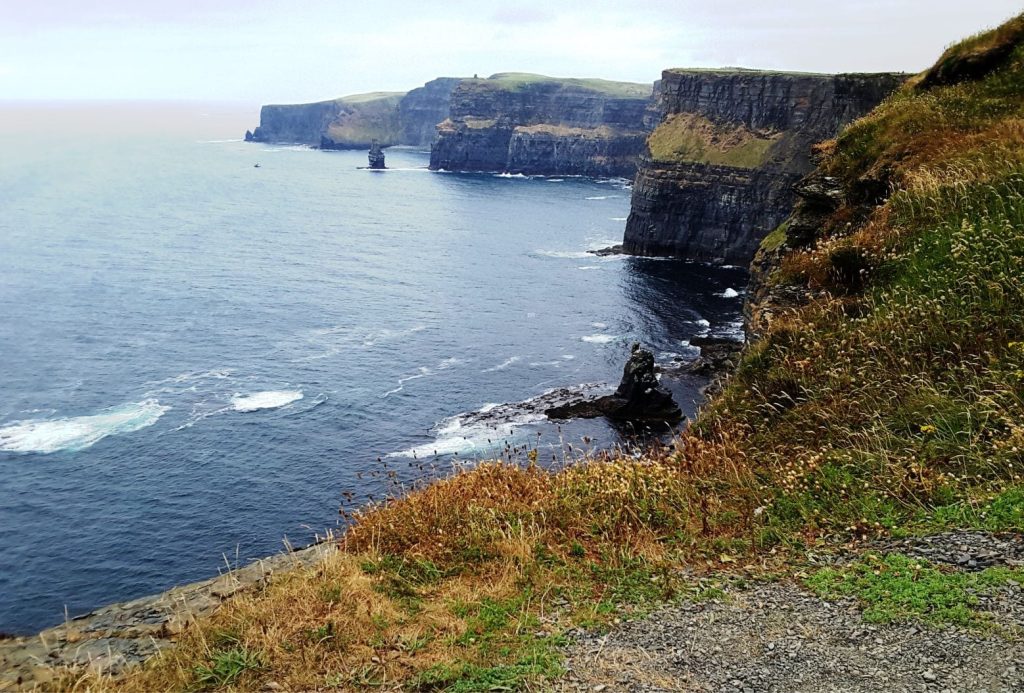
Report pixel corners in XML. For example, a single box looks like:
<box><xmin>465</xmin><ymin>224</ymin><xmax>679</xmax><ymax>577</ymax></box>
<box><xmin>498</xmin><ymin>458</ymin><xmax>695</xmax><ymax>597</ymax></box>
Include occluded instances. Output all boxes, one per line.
<box><xmin>2</xmin><ymin>1</ymin><xmax>1020</xmax><ymax>103</ymax></box>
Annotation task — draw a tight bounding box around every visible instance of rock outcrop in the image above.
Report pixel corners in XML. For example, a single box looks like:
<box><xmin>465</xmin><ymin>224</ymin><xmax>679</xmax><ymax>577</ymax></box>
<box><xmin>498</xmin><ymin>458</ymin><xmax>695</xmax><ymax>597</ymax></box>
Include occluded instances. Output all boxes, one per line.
<box><xmin>0</xmin><ymin>542</ymin><xmax>333</xmax><ymax>689</ymax></box>
<box><xmin>622</xmin><ymin>69</ymin><xmax>907</xmax><ymax>265</ymax></box>
<box><xmin>429</xmin><ymin>73</ymin><xmax>657</xmax><ymax>177</ymax></box>
<box><xmin>546</xmin><ymin>344</ymin><xmax>683</xmax><ymax>422</ymax></box>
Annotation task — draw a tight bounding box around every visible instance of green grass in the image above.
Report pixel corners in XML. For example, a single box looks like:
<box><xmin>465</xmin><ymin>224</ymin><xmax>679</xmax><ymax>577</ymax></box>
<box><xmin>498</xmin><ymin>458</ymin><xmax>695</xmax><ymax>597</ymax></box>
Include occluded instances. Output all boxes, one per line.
<box><xmin>808</xmin><ymin>553</ymin><xmax>1024</xmax><ymax>628</ymax></box>
<box><xmin>463</xmin><ymin>72</ymin><xmax>651</xmax><ymax>99</ymax></box>
<box><xmin>192</xmin><ymin>646</ymin><xmax>263</xmax><ymax>690</ymax></box>
<box><xmin>647</xmin><ymin>113</ymin><xmax>778</xmax><ymax>168</ymax></box>
<box><xmin>339</xmin><ymin>91</ymin><xmax>406</xmax><ymax>105</ymax></box>
<box><xmin>759</xmin><ymin>223</ymin><xmax>789</xmax><ymax>253</ymax></box>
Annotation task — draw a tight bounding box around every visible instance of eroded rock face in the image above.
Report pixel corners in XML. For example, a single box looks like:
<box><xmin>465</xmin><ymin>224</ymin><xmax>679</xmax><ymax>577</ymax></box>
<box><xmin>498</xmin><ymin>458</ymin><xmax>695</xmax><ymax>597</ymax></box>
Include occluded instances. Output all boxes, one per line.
<box><xmin>429</xmin><ymin>77</ymin><xmax>657</xmax><ymax>177</ymax></box>
<box><xmin>623</xmin><ymin>69</ymin><xmax>906</xmax><ymax>265</ymax></box>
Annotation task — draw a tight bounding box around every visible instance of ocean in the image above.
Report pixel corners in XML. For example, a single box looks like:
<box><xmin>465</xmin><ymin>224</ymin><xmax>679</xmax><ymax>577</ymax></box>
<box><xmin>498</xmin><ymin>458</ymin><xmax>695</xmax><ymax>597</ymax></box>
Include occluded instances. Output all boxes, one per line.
<box><xmin>0</xmin><ymin>102</ymin><xmax>746</xmax><ymax>634</ymax></box>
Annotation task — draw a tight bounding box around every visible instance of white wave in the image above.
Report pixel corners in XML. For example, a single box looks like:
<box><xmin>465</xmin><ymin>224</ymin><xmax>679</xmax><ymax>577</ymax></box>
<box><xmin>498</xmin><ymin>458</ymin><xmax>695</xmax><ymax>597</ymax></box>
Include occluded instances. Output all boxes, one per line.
<box><xmin>695</xmin><ymin>319</ymin><xmax>711</xmax><ymax>327</ymax></box>
<box><xmin>482</xmin><ymin>356</ymin><xmax>521</xmax><ymax>373</ymax></box>
<box><xmin>610</xmin><ymin>217</ymin><xmax>628</xmax><ymax>221</ymax></box>
<box><xmin>720</xmin><ymin>288</ymin><xmax>740</xmax><ymax>298</ymax></box>
<box><xmin>586</xmin><ymin>195</ymin><xmax>617</xmax><ymax>200</ymax></box>
<box><xmin>582</xmin><ymin>334</ymin><xmax>617</xmax><ymax>344</ymax></box>
<box><xmin>382</xmin><ymin>357</ymin><xmax>462</xmax><ymax>398</ymax></box>
<box><xmin>231</xmin><ymin>390</ymin><xmax>303</xmax><ymax>412</ymax></box>
<box><xmin>562</xmin><ymin>354</ymin><xmax>576</xmax><ymax>360</ymax></box>
<box><xmin>387</xmin><ymin>412</ymin><xmax>546</xmax><ymax>459</ymax></box>
<box><xmin>577</xmin><ymin>265</ymin><xmax>600</xmax><ymax>270</ymax></box>
<box><xmin>535</xmin><ymin>249</ymin><xmax>591</xmax><ymax>259</ymax></box>
<box><xmin>529</xmin><ymin>360</ymin><xmax>563</xmax><ymax>367</ymax></box>
<box><xmin>591</xmin><ymin>322</ymin><xmax>608</xmax><ymax>329</ymax></box>
<box><xmin>494</xmin><ymin>172</ymin><xmax>528</xmax><ymax>179</ymax></box>
<box><xmin>0</xmin><ymin>400</ymin><xmax>169</xmax><ymax>454</ymax></box>
<box><xmin>547</xmin><ymin>178</ymin><xmax>564</xmax><ymax>183</ymax></box>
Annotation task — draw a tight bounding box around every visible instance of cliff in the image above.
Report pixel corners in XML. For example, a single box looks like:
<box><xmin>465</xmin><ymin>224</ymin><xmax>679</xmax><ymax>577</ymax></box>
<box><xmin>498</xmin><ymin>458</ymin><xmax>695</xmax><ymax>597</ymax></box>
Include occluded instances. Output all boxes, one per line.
<box><xmin>397</xmin><ymin>77</ymin><xmax>462</xmax><ymax>147</ymax></box>
<box><xmin>246</xmin><ymin>79</ymin><xmax>462</xmax><ymax>149</ymax></box>
<box><xmin>246</xmin><ymin>92</ymin><xmax>406</xmax><ymax>148</ymax></box>
<box><xmin>429</xmin><ymin>73</ymin><xmax>656</xmax><ymax>177</ymax></box>
<box><xmin>622</xmin><ymin>69</ymin><xmax>906</xmax><ymax>264</ymax></box>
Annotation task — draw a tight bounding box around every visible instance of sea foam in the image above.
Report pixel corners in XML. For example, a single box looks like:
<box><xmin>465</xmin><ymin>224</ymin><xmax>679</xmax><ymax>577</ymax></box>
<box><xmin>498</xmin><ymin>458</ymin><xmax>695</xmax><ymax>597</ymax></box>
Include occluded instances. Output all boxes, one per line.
<box><xmin>0</xmin><ymin>399</ymin><xmax>169</xmax><ymax>454</ymax></box>
<box><xmin>230</xmin><ymin>390</ymin><xmax>304</xmax><ymax>412</ymax></box>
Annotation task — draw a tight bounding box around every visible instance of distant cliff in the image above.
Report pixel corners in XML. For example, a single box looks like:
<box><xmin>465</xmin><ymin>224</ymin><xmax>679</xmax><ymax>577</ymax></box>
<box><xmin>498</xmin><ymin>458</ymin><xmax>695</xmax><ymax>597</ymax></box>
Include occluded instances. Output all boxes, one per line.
<box><xmin>398</xmin><ymin>78</ymin><xmax>463</xmax><ymax>147</ymax></box>
<box><xmin>622</xmin><ymin>69</ymin><xmax>906</xmax><ymax>265</ymax></box>
<box><xmin>245</xmin><ymin>79</ymin><xmax>461</xmax><ymax>149</ymax></box>
<box><xmin>429</xmin><ymin>73</ymin><xmax>657</xmax><ymax>177</ymax></box>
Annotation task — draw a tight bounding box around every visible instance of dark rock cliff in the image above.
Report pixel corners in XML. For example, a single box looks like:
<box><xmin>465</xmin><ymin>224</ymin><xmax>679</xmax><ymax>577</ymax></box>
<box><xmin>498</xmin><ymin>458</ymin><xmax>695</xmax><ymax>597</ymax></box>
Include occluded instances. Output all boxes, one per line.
<box><xmin>429</xmin><ymin>74</ymin><xmax>656</xmax><ymax>177</ymax></box>
<box><xmin>249</xmin><ymin>100</ymin><xmax>346</xmax><ymax>145</ymax></box>
<box><xmin>247</xmin><ymin>80</ymin><xmax>461</xmax><ymax>149</ymax></box>
<box><xmin>623</xmin><ymin>69</ymin><xmax>906</xmax><ymax>265</ymax></box>
<box><xmin>397</xmin><ymin>78</ymin><xmax>462</xmax><ymax>147</ymax></box>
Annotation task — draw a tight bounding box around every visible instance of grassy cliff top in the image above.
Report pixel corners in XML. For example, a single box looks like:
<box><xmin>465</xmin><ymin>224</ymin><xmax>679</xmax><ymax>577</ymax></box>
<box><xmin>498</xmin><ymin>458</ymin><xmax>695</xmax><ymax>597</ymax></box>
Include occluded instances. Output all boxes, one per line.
<box><xmin>664</xmin><ymin>66</ymin><xmax>908</xmax><ymax>79</ymax></box>
<box><xmin>264</xmin><ymin>91</ymin><xmax>406</xmax><ymax>109</ymax></box>
<box><xmin>459</xmin><ymin>72</ymin><xmax>652</xmax><ymax>99</ymax></box>
<box><xmin>338</xmin><ymin>91</ymin><xmax>406</xmax><ymax>105</ymax></box>
<box><xmin>75</xmin><ymin>15</ymin><xmax>1024</xmax><ymax>693</ymax></box>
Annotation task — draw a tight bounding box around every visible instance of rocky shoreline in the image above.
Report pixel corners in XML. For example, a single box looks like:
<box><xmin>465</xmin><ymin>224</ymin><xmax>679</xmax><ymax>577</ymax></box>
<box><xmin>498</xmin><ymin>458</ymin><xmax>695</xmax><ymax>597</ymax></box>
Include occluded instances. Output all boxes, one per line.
<box><xmin>0</xmin><ymin>542</ymin><xmax>334</xmax><ymax>691</ymax></box>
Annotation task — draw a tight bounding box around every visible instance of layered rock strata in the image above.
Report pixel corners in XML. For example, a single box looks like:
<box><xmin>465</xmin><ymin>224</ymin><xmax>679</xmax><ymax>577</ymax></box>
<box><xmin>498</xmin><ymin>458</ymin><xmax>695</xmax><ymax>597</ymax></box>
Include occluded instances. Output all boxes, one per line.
<box><xmin>429</xmin><ymin>74</ymin><xmax>657</xmax><ymax>177</ymax></box>
<box><xmin>623</xmin><ymin>69</ymin><xmax>906</xmax><ymax>265</ymax></box>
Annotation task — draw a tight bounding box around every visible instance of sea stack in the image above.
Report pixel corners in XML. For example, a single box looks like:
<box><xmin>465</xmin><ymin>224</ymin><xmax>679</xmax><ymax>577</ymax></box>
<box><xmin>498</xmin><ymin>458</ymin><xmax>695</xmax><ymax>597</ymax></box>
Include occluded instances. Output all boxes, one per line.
<box><xmin>368</xmin><ymin>139</ymin><xmax>386</xmax><ymax>169</ymax></box>
<box><xmin>546</xmin><ymin>343</ymin><xmax>683</xmax><ymax>423</ymax></box>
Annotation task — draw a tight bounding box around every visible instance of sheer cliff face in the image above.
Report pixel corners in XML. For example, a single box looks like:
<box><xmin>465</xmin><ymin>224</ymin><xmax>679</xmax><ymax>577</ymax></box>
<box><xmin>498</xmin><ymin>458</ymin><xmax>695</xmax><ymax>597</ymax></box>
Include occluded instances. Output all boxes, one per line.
<box><xmin>429</xmin><ymin>76</ymin><xmax>656</xmax><ymax>177</ymax></box>
<box><xmin>623</xmin><ymin>70</ymin><xmax>906</xmax><ymax>265</ymax></box>
<box><xmin>251</xmin><ymin>101</ymin><xmax>343</xmax><ymax>145</ymax></box>
<box><xmin>248</xmin><ymin>79</ymin><xmax>460</xmax><ymax>149</ymax></box>
<box><xmin>397</xmin><ymin>78</ymin><xmax>462</xmax><ymax>147</ymax></box>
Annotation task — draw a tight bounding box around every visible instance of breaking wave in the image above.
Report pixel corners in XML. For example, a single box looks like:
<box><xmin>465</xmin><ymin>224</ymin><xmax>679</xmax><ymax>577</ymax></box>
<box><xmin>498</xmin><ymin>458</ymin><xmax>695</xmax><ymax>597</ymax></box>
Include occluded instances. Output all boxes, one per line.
<box><xmin>231</xmin><ymin>390</ymin><xmax>304</xmax><ymax>412</ymax></box>
<box><xmin>0</xmin><ymin>400</ymin><xmax>169</xmax><ymax>454</ymax></box>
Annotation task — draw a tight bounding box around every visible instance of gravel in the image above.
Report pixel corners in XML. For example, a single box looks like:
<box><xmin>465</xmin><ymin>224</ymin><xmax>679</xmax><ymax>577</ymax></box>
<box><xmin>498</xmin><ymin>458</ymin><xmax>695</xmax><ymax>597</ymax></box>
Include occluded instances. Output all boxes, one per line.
<box><xmin>558</xmin><ymin>532</ymin><xmax>1024</xmax><ymax>693</ymax></box>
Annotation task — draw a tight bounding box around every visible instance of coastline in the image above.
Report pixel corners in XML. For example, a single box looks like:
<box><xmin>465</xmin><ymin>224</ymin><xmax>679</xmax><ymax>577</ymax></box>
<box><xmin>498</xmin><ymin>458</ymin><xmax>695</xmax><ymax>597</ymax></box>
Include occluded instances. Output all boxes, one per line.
<box><xmin>0</xmin><ymin>541</ymin><xmax>333</xmax><ymax>690</ymax></box>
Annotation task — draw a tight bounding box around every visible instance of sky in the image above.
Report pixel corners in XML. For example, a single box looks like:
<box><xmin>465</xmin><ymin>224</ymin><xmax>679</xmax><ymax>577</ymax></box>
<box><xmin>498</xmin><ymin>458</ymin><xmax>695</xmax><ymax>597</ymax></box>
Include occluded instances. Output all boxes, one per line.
<box><xmin>1</xmin><ymin>1</ymin><xmax>1021</xmax><ymax>104</ymax></box>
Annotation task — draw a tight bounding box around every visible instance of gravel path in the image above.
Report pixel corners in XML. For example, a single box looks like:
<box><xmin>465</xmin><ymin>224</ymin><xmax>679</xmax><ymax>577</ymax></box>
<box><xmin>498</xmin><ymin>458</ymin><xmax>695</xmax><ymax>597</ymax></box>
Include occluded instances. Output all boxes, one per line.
<box><xmin>559</xmin><ymin>532</ymin><xmax>1024</xmax><ymax>693</ymax></box>
<box><xmin>559</xmin><ymin>583</ymin><xmax>1023</xmax><ymax>692</ymax></box>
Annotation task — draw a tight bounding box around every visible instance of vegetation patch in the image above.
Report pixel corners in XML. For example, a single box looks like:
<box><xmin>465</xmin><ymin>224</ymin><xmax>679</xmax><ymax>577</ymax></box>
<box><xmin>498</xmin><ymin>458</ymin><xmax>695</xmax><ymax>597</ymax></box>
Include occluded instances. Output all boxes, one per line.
<box><xmin>808</xmin><ymin>553</ymin><xmax>1024</xmax><ymax>628</ymax></box>
<box><xmin>466</xmin><ymin>73</ymin><xmax>652</xmax><ymax>99</ymax></box>
<box><xmin>647</xmin><ymin>113</ymin><xmax>779</xmax><ymax>168</ymax></box>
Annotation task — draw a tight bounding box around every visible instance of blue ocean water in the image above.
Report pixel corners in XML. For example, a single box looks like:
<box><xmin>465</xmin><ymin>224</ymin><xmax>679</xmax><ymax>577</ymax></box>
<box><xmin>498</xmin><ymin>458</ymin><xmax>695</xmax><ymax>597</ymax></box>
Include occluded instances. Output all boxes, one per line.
<box><xmin>0</xmin><ymin>103</ymin><xmax>746</xmax><ymax>634</ymax></box>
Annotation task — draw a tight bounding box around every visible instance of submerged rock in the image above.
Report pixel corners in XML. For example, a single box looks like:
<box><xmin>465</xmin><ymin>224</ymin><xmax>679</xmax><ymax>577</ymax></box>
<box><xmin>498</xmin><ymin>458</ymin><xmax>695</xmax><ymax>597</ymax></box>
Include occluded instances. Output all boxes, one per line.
<box><xmin>546</xmin><ymin>343</ymin><xmax>683</xmax><ymax>422</ymax></box>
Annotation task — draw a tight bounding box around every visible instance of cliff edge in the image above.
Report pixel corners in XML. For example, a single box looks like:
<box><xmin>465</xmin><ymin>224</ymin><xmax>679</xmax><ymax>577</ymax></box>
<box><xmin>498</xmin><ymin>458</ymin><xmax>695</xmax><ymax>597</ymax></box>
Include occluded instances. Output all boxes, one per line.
<box><xmin>622</xmin><ymin>69</ymin><xmax>906</xmax><ymax>265</ymax></box>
